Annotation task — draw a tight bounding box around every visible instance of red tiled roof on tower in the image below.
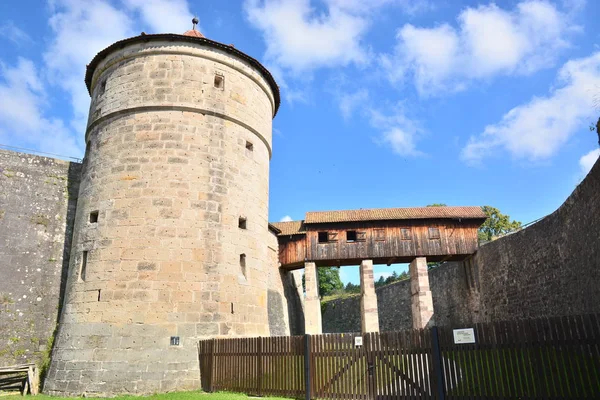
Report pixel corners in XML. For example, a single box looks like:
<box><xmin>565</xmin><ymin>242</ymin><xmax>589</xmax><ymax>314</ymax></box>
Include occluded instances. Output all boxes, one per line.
<box><xmin>184</xmin><ymin>16</ymin><xmax>204</xmax><ymax>38</ymax></box>
<box><xmin>183</xmin><ymin>29</ymin><xmax>204</xmax><ymax>38</ymax></box>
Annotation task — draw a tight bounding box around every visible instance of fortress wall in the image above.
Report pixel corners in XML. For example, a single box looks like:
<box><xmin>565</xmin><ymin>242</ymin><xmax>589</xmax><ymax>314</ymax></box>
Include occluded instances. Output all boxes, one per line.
<box><xmin>0</xmin><ymin>150</ymin><xmax>81</xmax><ymax>367</ymax></box>
<box><xmin>472</xmin><ymin>158</ymin><xmax>600</xmax><ymax>322</ymax></box>
<box><xmin>322</xmin><ymin>158</ymin><xmax>600</xmax><ymax>332</ymax></box>
<box><xmin>322</xmin><ymin>262</ymin><xmax>474</xmax><ymax>333</ymax></box>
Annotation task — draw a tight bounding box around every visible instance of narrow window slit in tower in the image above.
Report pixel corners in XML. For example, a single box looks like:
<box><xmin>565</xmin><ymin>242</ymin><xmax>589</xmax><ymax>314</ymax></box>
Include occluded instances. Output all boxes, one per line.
<box><xmin>214</xmin><ymin>74</ymin><xmax>224</xmax><ymax>90</ymax></box>
<box><xmin>90</xmin><ymin>210</ymin><xmax>99</xmax><ymax>223</ymax></box>
<box><xmin>84</xmin><ymin>141</ymin><xmax>91</xmax><ymax>161</ymax></box>
<box><xmin>99</xmin><ymin>80</ymin><xmax>106</xmax><ymax>95</ymax></box>
<box><xmin>240</xmin><ymin>253</ymin><xmax>247</xmax><ymax>279</ymax></box>
<box><xmin>97</xmin><ymin>289</ymin><xmax>101</xmax><ymax>302</ymax></box>
<box><xmin>245</xmin><ymin>141</ymin><xmax>253</xmax><ymax>152</ymax></box>
<box><xmin>231</xmin><ymin>303</ymin><xmax>234</xmax><ymax>314</ymax></box>
<box><xmin>239</xmin><ymin>217</ymin><xmax>247</xmax><ymax>229</ymax></box>
<box><xmin>80</xmin><ymin>251</ymin><xmax>88</xmax><ymax>281</ymax></box>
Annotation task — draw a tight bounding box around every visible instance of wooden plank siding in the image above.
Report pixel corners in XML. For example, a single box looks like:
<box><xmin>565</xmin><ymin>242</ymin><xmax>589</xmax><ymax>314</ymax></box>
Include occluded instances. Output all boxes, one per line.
<box><xmin>278</xmin><ymin>220</ymin><xmax>481</xmax><ymax>269</ymax></box>
<box><xmin>278</xmin><ymin>235</ymin><xmax>307</xmax><ymax>269</ymax></box>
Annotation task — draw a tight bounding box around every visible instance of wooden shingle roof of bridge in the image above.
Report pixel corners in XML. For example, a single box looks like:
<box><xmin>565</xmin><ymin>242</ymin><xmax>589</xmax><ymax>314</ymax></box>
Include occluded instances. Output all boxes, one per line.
<box><xmin>305</xmin><ymin>206</ymin><xmax>486</xmax><ymax>224</ymax></box>
<box><xmin>270</xmin><ymin>206</ymin><xmax>486</xmax><ymax>236</ymax></box>
<box><xmin>270</xmin><ymin>220</ymin><xmax>306</xmax><ymax>236</ymax></box>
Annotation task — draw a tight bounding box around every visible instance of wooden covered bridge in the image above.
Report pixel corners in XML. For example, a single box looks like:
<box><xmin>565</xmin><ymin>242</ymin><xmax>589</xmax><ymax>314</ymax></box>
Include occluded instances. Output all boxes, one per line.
<box><xmin>270</xmin><ymin>206</ymin><xmax>487</xmax><ymax>334</ymax></box>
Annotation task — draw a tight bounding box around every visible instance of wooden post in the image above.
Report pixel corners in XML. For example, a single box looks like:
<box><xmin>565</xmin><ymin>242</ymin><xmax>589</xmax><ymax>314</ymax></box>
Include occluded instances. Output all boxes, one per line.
<box><xmin>304</xmin><ymin>334</ymin><xmax>311</xmax><ymax>400</ymax></box>
<box><xmin>365</xmin><ymin>333</ymin><xmax>376</xmax><ymax>400</ymax></box>
<box><xmin>209</xmin><ymin>339</ymin><xmax>215</xmax><ymax>393</ymax></box>
<box><xmin>430</xmin><ymin>326</ymin><xmax>446</xmax><ymax>400</ymax></box>
<box><xmin>257</xmin><ymin>337</ymin><xmax>263</xmax><ymax>396</ymax></box>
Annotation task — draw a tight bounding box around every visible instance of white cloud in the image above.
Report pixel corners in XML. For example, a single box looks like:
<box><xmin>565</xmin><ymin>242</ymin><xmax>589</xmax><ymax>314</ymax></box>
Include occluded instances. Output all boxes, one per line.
<box><xmin>579</xmin><ymin>148</ymin><xmax>600</xmax><ymax>176</ymax></box>
<box><xmin>45</xmin><ymin>0</ymin><xmax>136</xmax><ymax>135</ymax></box>
<box><xmin>0</xmin><ymin>0</ymin><xmax>194</xmax><ymax>158</ymax></box>
<box><xmin>121</xmin><ymin>0</ymin><xmax>195</xmax><ymax>34</ymax></box>
<box><xmin>462</xmin><ymin>52</ymin><xmax>600</xmax><ymax>164</ymax></box>
<box><xmin>370</xmin><ymin>105</ymin><xmax>425</xmax><ymax>157</ymax></box>
<box><xmin>382</xmin><ymin>23</ymin><xmax>460</xmax><ymax>93</ymax></box>
<box><xmin>0</xmin><ymin>58</ymin><xmax>81</xmax><ymax>157</ymax></box>
<box><xmin>383</xmin><ymin>1</ymin><xmax>576</xmax><ymax>95</ymax></box>
<box><xmin>338</xmin><ymin>89</ymin><xmax>369</xmax><ymax>119</ymax></box>
<box><xmin>327</xmin><ymin>0</ymin><xmax>433</xmax><ymax>15</ymax></box>
<box><xmin>0</xmin><ymin>21</ymin><xmax>32</xmax><ymax>45</ymax></box>
<box><xmin>244</xmin><ymin>0</ymin><xmax>369</xmax><ymax>74</ymax></box>
<box><xmin>37</xmin><ymin>0</ymin><xmax>193</xmax><ymax>152</ymax></box>
<box><xmin>280</xmin><ymin>215</ymin><xmax>293</xmax><ymax>222</ymax></box>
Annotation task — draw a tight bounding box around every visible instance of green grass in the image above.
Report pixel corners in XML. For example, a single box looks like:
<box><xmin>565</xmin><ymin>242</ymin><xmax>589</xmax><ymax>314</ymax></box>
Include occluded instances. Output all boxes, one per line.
<box><xmin>0</xmin><ymin>391</ymin><xmax>294</xmax><ymax>400</ymax></box>
<box><xmin>320</xmin><ymin>292</ymin><xmax>359</xmax><ymax>303</ymax></box>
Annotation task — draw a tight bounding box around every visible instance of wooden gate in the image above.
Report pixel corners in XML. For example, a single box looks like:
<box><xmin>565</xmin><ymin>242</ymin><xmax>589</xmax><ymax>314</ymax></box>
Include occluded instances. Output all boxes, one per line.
<box><xmin>310</xmin><ymin>331</ymin><xmax>436</xmax><ymax>399</ymax></box>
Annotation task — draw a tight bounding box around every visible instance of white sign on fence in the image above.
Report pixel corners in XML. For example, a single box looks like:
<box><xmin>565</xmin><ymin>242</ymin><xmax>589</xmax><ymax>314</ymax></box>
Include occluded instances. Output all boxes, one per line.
<box><xmin>354</xmin><ymin>336</ymin><xmax>363</xmax><ymax>347</ymax></box>
<box><xmin>453</xmin><ymin>328</ymin><xmax>476</xmax><ymax>344</ymax></box>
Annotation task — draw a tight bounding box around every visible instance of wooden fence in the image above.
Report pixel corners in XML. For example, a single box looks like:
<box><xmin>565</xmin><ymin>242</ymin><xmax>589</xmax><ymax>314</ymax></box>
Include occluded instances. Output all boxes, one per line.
<box><xmin>198</xmin><ymin>313</ymin><xmax>600</xmax><ymax>399</ymax></box>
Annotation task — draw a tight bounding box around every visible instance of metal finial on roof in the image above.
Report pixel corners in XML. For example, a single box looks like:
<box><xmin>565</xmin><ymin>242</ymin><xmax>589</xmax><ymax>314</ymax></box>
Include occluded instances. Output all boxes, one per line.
<box><xmin>192</xmin><ymin>16</ymin><xmax>199</xmax><ymax>30</ymax></box>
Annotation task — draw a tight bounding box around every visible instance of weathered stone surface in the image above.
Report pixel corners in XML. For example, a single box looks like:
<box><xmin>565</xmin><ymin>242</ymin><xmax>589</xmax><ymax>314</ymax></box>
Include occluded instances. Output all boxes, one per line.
<box><xmin>472</xmin><ymin>157</ymin><xmax>600</xmax><ymax>323</ymax></box>
<box><xmin>304</xmin><ymin>262</ymin><xmax>322</xmax><ymax>334</ymax></box>
<box><xmin>409</xmin><ymin>257</ymin><xmax>434</xmax><ymax>329</ymax></box>
<box><xmin>43</xmin><ymin>37</ymin><xmax>292</xmax><ymax>396</ymax></box>
<box><xmin>359</xmin><ymin>260</ymin><xmax>379</xmax><ymax>333</ymax></box>
<box><xmin>0</xmin><ymin>150</ymin><xmax>81</xmax><ymax>367</ymax></box>
<box><xmin>284</xmin><ymin>269</ymin><xmax>305</xmax><ymax>335</ymax></box>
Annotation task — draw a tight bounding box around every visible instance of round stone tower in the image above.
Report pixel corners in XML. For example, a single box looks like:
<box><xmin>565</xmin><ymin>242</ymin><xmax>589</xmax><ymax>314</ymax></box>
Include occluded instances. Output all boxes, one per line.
<box><xmin>44</xmin><ymin>24</ymin><xmax>284</xmax><ymax>396</ymax></box>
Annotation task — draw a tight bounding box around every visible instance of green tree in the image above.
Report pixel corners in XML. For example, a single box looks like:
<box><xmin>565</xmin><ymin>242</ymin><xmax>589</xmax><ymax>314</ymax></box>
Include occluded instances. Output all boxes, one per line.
<box><xmin>478</xmin><ymin>205</ymin><xmax>522</xmax><ymax>242</ymax></box>
<box><xmin>426</xmin><ymin>203</ymin><xmax>447</xmax><ymax>207</ymax></box>
<box><xmin>303</xmin><ymin>267</ymin><xmax>343</xmax><ymax>297</ymax></box>
<box><xmin>344</xmin><ymin>282</ymin><xmax>360</xmax><ymax>294</ymax></box>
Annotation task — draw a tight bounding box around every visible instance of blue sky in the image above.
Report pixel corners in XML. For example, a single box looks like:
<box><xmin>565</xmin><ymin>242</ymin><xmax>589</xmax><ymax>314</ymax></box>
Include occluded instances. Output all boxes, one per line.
<box><xmin>1</xmin><ymin>0</ymin><xmax>599</xmax><ymax>284</ymax></box>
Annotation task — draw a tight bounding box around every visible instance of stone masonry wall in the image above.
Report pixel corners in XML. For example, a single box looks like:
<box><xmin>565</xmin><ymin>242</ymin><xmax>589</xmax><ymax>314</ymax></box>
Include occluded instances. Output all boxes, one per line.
<box><xmin>0</xmin><ymin>149</ymin><xmax>81</xmax><ymax>367</ymax></box>
<box><xmin>322</xmin><ymin>262</ymin><xmax>473</xmax><ymax>333</ymax></box>
<box><xmin>472</xmin><ymin>157</ymin><xmax>600</xmax><ymax>323</ymax></box>
<box><xmin>322</xmin><ymin>158</ymin><xmax>600</xmax><ymax>333</ymax></box>
<box><xmin>45</xmin><ymin>38</ymin><xmax>284</xmax><ymax>396</ymax></box>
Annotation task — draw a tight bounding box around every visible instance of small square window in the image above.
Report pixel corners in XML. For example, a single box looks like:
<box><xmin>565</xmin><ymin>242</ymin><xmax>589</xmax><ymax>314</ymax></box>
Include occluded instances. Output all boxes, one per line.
<box><xmin>239</xmin><ymin>217</ymin><xmax>247</xmax><ymax>229</ymax></box>
<box><xmin>170</xmin><ymin>336</ymin><xmax>180</xmax><ymax>346</ymax></box>
<box><xmin>428</xmin><ymin>227</ymin><xmax>441</xmax><ymax>240</ymax></box>
<box><xmin>401</xmin><ymin>228</ymin><xmax>411</xmax><ymax>240</ymax></box>
<box><xmin>346</xmin><ymin>231</ymin><xmax>357</xmax><ymax>242</ymax></box>
<box><xmin>318</xmin><ymin>232</ymin><xmax>328</xmax><ymax>243</ymax></box>
<box><xmin>374</xmin><ymin>228</ymin><xmax>385</xmax><ymax>241</ymax></box>
<box><xmin>246</xmin><ymin>141</ymin><xmax>254</xmax><ymax>151</ymax></box>
<box><xmin>214</xmin><ymin>74</ymin><xmax>224</xmax><ymax>90</ymax></box>
<box><xmin>89</xmin><ymin>210</ymin><xmax>99</xmax><ymax>223</ymax></box>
